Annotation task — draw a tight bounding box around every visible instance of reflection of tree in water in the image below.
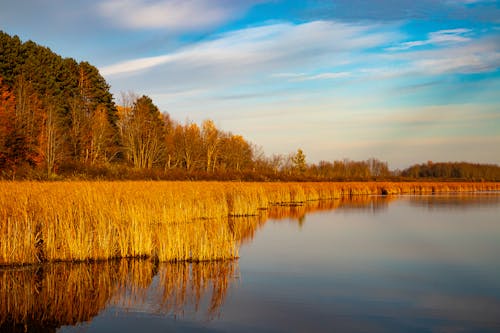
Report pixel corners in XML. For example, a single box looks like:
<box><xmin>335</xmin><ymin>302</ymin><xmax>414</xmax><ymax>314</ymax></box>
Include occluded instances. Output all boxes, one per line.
<box><xmin>408</xmin><ymin>193</ymin><xmax>500</xmax><ymax>210</ymax></box>
<box><xmin>0</xmin><ymin>259</ymin><xmax>239</xmax><ymax>332</ymax></box>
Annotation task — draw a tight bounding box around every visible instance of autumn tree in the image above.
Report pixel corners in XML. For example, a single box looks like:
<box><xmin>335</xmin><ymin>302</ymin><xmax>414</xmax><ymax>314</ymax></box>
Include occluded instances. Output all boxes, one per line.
<box><xmin>367</xmin><ymin>158</ymin><xmax>390</xmax><ymax>177</ymax></box>
<box><xmin>269</xmin><ymin>154</ymin><xmax>284</xmax><ymax>175</ymax></box>
<box><xmin>174</xmin><ymin>122</ymin><xmax>203</xmax><ymax>172</ymax></box>
<box><xmin>250</xmin><ymin>145</ymin><xmax>271</xmax><ymax>174</ymax></box>
<box><xmin>0</xmin><ymin>76</ymin><xmax>49</xmax><ymax>177</ymax></box>
<box><xmin>68</xmin><ymin>62</ymin><xmax>119</xmax><ymax>164</ymax></box>
<box><xmin>38</xmin><ymin>103</ymin><xmax>63</xmax><ymax>177</ymax></box>
<box><xmin>68</xmin><ymin>96</ymin><xmax>88</xmax><ymax>162</ymax></box>
<box><xmin>201</xmin><ymin>119</ymin><xmax>221</xmax><ymax>173</ymax></box>
<box><xmin>163</xmin><ymin>115</ymin><xmax>180</xmax><ymax>170</ymax></box>
<box><xmin>13</xmin><ymin>75</ymin><xmax>45</xmax><ymax>164</ymax></box>
<box><xmin>88</xmin><ymin>104</ymin><xmax>116</xmax><ymax>164</ymax></box>
<box><xmin>0</xmin><ymin>77</ymin><xmax>17</xmax><ymax>175</ymax></box>
<box><xmin>119</xmin><ymin>95</ymin><xmax>165</xmax><ymax>169</ymax></box>
<box><xmin>0</xmin><ymin>76</ymin><xmax>43</xmax><ymax>170</ymax></box>
<box><xmin>219</xmin><ymin>134</ymin><xmax>253</xmax><ymax>172</ymax></box>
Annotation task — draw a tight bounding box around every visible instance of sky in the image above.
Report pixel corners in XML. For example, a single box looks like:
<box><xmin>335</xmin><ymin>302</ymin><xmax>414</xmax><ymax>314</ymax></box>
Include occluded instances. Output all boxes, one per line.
<box><xmin>1</xmin><ymin>0</ymin><xmax>499</xmax><ymax>168</ymax></box>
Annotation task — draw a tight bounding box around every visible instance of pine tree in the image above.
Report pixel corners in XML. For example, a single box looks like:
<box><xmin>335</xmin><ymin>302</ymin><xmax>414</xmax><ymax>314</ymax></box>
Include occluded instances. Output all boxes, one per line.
<box><xmin>292</xmin><ymin>149</ymin><xmax>307</xmax><ymax>174</ymax></box>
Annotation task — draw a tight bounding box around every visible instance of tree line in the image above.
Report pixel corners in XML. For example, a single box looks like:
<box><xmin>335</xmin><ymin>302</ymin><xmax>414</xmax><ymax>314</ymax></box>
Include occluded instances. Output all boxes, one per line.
<box><xmin>1</xmin><ymin>31</ymin><xmax>499</xmax><ymax>181</ymax></box>
<box><xmin>400</xmin><ymin>161</ymin><xmax>500</xmax><ymax>181</ymax></box>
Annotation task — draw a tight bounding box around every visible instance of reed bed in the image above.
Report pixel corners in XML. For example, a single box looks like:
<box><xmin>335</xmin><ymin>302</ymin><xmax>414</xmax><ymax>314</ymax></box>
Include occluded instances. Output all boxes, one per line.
<box><xmin>0</xmin><ymin>181</ymin><xmax>498</xmax><ymax>265</ymax></box>
<box><xmin>0</xmin><ymin>259</ymin><xmax>238</xmax><ymax>330</ymax></box>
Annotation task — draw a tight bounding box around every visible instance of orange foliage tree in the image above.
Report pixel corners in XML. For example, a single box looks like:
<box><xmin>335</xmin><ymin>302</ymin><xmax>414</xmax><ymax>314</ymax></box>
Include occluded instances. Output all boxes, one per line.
<box><xmin>0</xmin><ymin>77</ymin><xmax>17</xmax><ymax>175</ymax></box>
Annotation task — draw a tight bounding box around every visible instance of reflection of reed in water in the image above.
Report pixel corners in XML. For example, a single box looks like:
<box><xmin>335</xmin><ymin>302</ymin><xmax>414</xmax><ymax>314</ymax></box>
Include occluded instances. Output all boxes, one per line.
<box><xmin>159</xmin><ymin>261</ymin><xmax>237</xmax><ymax>319</ymax></box>
<box><xmin>333</xmin><ymin>195</ymin><xmax>396</xmax><ymax>212</ymax></box>
<box><xmin>0</xmin><ymin>259</ymin><xmax>238</xmax><ymax>331</ymax></box>
<box><xmin>112</xmin><ymin>261</ymin><xmax>238</xmax><ymax>320</ymax></box>
<box><xmin>408</xmin><ymin>193</ymin><xmax>500</xmax><ymax>209</ymax></box>
<box><xmin>229</xmin><ymin>215</ymin><xmax>267</xmax><ymax>245</ymax></box>
<box><xmin>230</xmin><ymin>196</ymin><xmax>397</xmax><ymax>244</ymax></box>
<box><xmin>0</xmin><ymin>262</ymin><xmax>121</xmax><ymax>333</ymax></box>
<box><xmin>229</xmin><ymin>201</ymin><xmax>349</xmax><ymax>243</ymax></box>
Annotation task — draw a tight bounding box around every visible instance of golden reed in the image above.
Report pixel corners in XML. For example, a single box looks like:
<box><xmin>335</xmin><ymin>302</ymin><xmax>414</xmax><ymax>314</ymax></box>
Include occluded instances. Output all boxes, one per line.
<box><xmin>1</xmin><ymin>181</ymin><xmax>498</xmax><ymax>265</ymax></box>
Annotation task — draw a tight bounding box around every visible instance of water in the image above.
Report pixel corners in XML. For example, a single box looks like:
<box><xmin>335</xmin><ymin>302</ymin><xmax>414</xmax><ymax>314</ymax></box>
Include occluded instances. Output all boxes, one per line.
<box><xmin>1</xmin><ymin>194</ymin><xmax>499</xmax><ymax>332</ymax></box>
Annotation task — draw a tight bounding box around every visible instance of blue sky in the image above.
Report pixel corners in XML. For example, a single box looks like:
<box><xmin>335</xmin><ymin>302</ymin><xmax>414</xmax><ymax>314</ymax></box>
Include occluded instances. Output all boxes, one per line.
<box><xmin>1</xmin><ymin>0</ymin><xmax>499</xmax><ymax>168</ymax></box>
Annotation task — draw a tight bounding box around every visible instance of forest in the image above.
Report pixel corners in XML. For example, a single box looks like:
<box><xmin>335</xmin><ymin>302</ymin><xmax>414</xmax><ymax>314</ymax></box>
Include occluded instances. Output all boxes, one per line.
<box><xmin>1</xmin><ymin>31</ymin><xmax>499</xmax><ymax>181</ymax></box>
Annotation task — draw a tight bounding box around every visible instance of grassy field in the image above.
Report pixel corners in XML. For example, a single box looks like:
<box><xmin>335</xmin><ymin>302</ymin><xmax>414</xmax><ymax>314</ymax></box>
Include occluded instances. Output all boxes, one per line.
<box><xmin>1</xmin><ymin>181</ymin><xmax>499</xmax><ymax>265</ymax></box>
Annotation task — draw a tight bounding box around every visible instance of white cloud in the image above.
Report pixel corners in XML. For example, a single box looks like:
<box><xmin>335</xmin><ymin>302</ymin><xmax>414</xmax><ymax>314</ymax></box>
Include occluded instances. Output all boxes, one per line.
<box><xmin>270</xmin><ymin>71</ymin><xmax>351</xmax><ymax>81</ymax></box>
<box><xmin>293</xmin><ymin>72</ymin><xmax>352</xmax><ymax>81</ymax></box>
<box><xmin>101</xmin><ymin>54</ymin><xmax>176</xmax><ymax>76</ymax></box>
<box><xmin>270</xmin><ymin>73</ymin><xmax>308</xmax><ymax>78</ymax></box>
<box><xmin>400</xmin><ymin>37</ymin><xmax>500</xmax><ymax>74</ymax></box>
<box><xmin>387</xmin><ymin>28</ymin><xmax>472</xmax><ymax>51</ymax></box>
<box><xmin>97</xmin><ymin>0</ymin><xmax>263</xmax><ymax>31</ymax></box>
<box><xmin>429</xmin><ymin>28</ymin><xmax>471</xmax><ymax>41</ymax></box>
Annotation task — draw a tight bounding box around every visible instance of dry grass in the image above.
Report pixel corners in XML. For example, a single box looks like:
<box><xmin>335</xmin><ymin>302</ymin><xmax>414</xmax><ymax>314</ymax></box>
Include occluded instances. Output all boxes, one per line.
<box><xmin>1</xmin><ymin>181</ymin><xmax>498</xmax><ymax>265</ymax></box>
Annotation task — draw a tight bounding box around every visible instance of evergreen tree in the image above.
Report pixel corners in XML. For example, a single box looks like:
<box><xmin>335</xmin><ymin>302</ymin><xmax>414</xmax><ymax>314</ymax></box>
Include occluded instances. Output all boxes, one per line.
<box><xmin>292</xmin><ymin>149</ymin><xmax>307</xmax><ymax>174</ymax></box>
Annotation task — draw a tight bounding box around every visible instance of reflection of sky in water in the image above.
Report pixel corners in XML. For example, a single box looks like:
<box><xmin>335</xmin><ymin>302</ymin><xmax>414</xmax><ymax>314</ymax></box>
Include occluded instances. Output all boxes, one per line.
<box><xmin>15</xmin><ymin>195</ymin><xmax>500</xmax><ymax>332</ymax></box>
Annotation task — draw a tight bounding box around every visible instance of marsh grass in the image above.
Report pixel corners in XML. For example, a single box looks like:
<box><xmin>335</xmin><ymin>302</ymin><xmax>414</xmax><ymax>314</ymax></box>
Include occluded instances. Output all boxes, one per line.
<box><xmin>1</xmin><ymin>181</ymin><xmax>498</xmax><ymax>265</ymax></box>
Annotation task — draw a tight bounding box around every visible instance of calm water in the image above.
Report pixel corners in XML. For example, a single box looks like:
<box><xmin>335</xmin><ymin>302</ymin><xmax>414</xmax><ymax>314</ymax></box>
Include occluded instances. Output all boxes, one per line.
<box><xmin>1</xmin><ymin>194</ymin><xmax>499</xmax><ymax>333</ymax></box>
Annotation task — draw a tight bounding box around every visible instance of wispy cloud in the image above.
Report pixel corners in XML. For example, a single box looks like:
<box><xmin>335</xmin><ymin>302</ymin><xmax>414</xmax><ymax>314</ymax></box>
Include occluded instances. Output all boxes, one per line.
<box><xmin>101</xmin><ymin>20</ymin><xmax>396</xmax><ymax>80</ymax></box>
<box><xmin>97</xmin><ymin>0</ymin><xmax>264</xmax><ymax>31</ymax></box>
<box><xmin>271</xmin><ymin>71</ymin><xmax>351</xmax><ymax>81</ymax></box>
<box><xmin>295</xmin><ymin>72</ymin><xmax>351</xmax><ymax>81</ymax></box>
<box><xmin>101</xmin><ymin>54</ymin><xmax>176</xmax><ymax>76</ymax></box>
<box><xmin>387</xmin><ymin>28</ymin><xmax>472</xmax><ymax>51</ymax></box>
<box><xmin>397</xmin><ymin>36</ymin><xmax>500</xmax><ymax>74</ymax></box>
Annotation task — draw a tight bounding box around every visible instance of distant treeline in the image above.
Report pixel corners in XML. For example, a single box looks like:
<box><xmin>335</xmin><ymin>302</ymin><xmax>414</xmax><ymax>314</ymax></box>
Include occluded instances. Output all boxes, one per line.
<box><xmin>399</xmin><ymin>161</ymin><xmax>500</xmax><ymax>181</ymax></box>
<box><xmin>1</xmin><ymin>31</ymin><xmax>499</xmax><ymax>181</ymax></box>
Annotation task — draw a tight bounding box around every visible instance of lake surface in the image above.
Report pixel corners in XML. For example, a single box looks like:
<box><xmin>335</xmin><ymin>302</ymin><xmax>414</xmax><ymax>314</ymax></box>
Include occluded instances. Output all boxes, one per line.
<box><xmin>1</xmin><ymin>194</ymin><xmax>499</xmax><ymax>333</ymax></box>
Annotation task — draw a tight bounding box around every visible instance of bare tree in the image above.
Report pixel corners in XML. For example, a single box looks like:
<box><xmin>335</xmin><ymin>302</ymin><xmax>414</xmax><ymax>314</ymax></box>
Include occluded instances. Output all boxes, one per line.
<box><xmin>38</xmin><ymin>104</ymin><xmax>63</xmax><ymax>177</ymax></box>
<box><xmin>89</xmin><ymin>104</ymin><xmax>116</xmax><ymax>164</ymax></box>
